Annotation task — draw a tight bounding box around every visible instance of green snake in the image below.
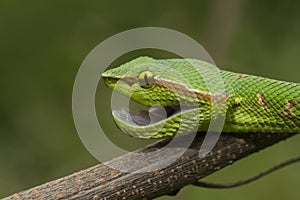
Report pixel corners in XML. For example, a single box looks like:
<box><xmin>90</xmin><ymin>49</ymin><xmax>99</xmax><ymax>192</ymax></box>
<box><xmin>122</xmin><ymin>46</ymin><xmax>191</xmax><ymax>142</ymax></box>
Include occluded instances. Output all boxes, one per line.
<box><xmin>102</xmin><ymin>56</ymin><xmax>300</xmax><ymax>139</ymax></box>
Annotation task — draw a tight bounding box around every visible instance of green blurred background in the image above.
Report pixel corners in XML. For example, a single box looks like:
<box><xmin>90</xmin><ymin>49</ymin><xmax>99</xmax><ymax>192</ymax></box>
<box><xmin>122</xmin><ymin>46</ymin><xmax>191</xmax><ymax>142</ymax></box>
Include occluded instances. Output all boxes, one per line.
<box><xmin>1</xmin><ymin>0</ymin><xmax>300</xmax><ymax>199</ymax></box>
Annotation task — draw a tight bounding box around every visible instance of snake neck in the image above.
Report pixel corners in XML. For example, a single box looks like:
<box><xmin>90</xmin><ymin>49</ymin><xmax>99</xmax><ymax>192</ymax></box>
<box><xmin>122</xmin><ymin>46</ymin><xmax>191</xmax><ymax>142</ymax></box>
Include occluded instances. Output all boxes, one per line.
<box><xmin>221</xmin><ymin>70</ymin><xmax>300</xmax><ymax>133</ymax></box>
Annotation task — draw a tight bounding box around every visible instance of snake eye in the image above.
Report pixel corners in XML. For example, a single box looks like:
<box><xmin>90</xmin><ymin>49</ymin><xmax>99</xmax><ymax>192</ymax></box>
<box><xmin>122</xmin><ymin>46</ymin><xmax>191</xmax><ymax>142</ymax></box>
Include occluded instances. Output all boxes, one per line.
<box><xmin>138</xmin><ymin>71</ymin><xmax>154</xmax><ymax>89</ymax></box>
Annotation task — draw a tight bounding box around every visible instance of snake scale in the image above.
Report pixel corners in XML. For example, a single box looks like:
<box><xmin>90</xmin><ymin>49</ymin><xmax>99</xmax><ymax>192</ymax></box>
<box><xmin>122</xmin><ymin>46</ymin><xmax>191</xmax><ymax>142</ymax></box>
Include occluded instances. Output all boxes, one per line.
<box><xmin>102</xmin><ymin>56</ymin><xmax>300</xmax><ymax>139</ymax></box>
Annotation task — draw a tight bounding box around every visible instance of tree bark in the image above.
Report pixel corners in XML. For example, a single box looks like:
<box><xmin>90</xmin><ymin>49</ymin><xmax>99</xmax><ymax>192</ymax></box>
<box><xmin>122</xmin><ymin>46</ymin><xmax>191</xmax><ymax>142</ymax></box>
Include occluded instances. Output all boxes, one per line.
<box><xmin>2</xmin><ymin>132</ymin><xmax>296</xmax><ymax>200</ymax></box>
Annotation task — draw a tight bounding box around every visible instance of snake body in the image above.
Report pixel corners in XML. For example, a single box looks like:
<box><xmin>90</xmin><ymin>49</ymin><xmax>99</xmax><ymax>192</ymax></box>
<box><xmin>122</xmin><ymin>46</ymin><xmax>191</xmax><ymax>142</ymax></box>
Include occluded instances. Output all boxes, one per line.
<box><xmin>102</xmin><ymin>57</ymin><xmax>300</xmax><ymax>139</ymax></box>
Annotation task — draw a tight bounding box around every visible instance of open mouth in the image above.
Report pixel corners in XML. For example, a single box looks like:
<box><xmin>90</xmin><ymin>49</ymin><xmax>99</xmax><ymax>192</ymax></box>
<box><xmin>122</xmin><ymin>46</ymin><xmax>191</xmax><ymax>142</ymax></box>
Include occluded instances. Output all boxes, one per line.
<box><xmin>112</xmin><ymin>105</ymin><xmax>197</xmax><ymax>127</ymax></box>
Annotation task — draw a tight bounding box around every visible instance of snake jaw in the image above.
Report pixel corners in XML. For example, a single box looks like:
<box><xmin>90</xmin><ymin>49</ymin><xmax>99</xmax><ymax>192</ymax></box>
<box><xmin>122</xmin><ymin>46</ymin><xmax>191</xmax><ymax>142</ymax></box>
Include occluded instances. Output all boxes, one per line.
<box><xmin>111</xmin><ymin>105</ymin><xmax>200</xmax><ymax>139</ymax></box>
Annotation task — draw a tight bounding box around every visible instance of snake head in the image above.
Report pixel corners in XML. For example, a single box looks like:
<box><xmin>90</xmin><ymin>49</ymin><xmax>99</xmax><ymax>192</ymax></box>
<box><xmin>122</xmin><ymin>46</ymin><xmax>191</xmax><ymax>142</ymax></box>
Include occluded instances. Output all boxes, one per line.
<box><xmin>101</xmin><ymin>56</ymin><xmax>217</xmax><ymax>138</ymax></box>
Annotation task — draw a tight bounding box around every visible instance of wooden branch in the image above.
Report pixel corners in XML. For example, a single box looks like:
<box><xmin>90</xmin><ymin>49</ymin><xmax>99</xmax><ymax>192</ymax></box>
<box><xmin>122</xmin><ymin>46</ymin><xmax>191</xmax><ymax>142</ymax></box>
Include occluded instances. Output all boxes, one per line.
<box><xmin>2</xmin><ymin>132</ymin><xmax>297</xmax><ymax>200</ymax></box>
